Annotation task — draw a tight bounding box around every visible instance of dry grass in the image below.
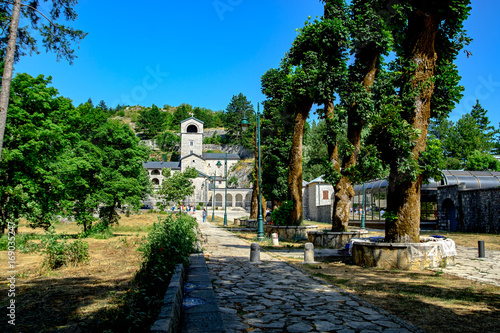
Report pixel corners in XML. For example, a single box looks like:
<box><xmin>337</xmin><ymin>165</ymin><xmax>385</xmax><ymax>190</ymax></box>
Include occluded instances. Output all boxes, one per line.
<box><xmin>216</xmin><ymin>219</ymin><xmax>500</xmax><ymax>333</ymax></box>
<box><xmin>0</xmin><ymin>213</ymin><xmax>158</xmax><ymax>332</ymax></box>
<box><xmin>298</xmin><ymin>260</ymin><xmax>500</xmax><ymax>333</ymax></box>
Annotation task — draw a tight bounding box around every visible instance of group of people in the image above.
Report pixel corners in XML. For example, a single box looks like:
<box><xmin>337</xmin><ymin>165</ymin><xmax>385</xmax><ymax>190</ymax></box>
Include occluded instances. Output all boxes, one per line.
<box><xmin>171</xmin><ymin>204</ymin><xmax>197</xmax><ymax>214</ymax></box>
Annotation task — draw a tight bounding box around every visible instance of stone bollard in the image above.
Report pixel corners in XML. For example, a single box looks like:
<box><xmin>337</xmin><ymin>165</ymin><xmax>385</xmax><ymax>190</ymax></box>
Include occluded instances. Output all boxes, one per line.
<box><xmin>272</xmin><ymin>233</ymin><xmax>279</xmax><ymax>246</ymax></box>
<box><xmin>304</xmin><ymin>243</ymin><xmax>315</xmax><ymax>263</ymax></box>
<box><xmin>250</xmin><ymin>243</ymin><xmax>261</xmax><ymax>263</ymax></box>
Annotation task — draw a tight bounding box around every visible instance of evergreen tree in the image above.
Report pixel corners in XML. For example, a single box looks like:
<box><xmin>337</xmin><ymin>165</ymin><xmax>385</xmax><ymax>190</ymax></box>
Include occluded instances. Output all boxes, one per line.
<box><xmin>136</xmin><ymin>104</ymin><xmax>166</xmax><ymax>139</ymax></box>
<box><xmin>223</xmin><ymin>93</ymin><xmax>254</xmax><ymax>148</ymax></box>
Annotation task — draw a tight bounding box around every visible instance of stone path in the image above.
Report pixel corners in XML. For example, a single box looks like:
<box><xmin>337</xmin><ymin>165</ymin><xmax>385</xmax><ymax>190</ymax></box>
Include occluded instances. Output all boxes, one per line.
<box><xmin>433</xmin><ymin>245</ymin><xmax>500</xmax><ymax>287</ymax></box>
<box><xmin>198</xmin><ymin>218</ymin><xmax>424</xmax><ymax>333</ymax></box>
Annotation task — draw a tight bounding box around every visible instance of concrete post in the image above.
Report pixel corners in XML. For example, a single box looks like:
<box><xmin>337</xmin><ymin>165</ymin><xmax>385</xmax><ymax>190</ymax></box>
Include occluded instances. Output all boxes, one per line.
<box><xmin>250</xmin><ymin>243</ymin><xmax>261</xmax><ymax>263</ymax></box>
<box><xmin>271</xmin><ymin>233</ymin><xmax>279</xmax><ymax>246</ymax></box>
<box><xmin>304</xmin><ymin>243</ymin><xmax>315</xmax><ymax>263</ymax></box>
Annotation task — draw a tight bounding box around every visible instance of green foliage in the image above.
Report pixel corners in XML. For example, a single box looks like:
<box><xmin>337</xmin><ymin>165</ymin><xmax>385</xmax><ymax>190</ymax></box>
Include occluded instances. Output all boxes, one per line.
<box><xmin>465</xmin><ymin>151</ymin><xmax>500</xmax><ymax>171</ymax></box>
<box><xmin>41</xmin><ymin>227</ymin><xmax>89</xmax><ymax>269</ymax></box>
<box><xmin>228</xmin><ymin>175</ymin><xmax>238</xmax><ymax>188</ymax></box>
<box><xmin>155</xmin><ymin>131</ymin><xmax>180</xmax><ymax>152</ymax></box>
<box><xmin>431</xmin><ymin>101</ymin><xmax>499</xmax><ymax>169</ymax></box>
<box><xmin>0</xmin><ymin>73</ymin><xmax>150</xmax><ymax>234</ymax></box>
<box><xmin>223</xmin><ymin>93</ymin><xmax>255</xmax><ymax>148</ymax></box>
<box><xmin>203</xmin><ymin>131</ymin><xmax>223</xmax><ymax>145</ymax></box>
<box><xmin>157</xmin><ymin>167</ymin><xmax>198</xmax><ymax>208</ymax></box>
<box><xmin>270</xmin><ymin>201</ymin><xmax>294</xmax><ymax>226</ymax></box>
<box><xmin>114</xmin><ymin>213</ymin><xmax>197</xmax><ymax>331</ymax></box>
<box><xmin>136</xmin><ymin>105</ymin><xmax>166</xmax><ymax>139</ymax></box>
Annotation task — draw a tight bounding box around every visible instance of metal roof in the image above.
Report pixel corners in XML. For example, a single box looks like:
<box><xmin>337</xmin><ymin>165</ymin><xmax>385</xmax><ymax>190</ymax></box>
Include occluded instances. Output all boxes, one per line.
<box><xmin>352</xmin><ymin>170</ymin><xmax>500</xmax><ymax>193</ymax></box>
<box><xmin>441</xmin><ymin>170</ymin><xmax>500</xmax><ymax>189</ymax></box>
<box><xmin>143</xmin><ymin>161</ymin><xmax>181</xmax><ymax>169</ymax></box>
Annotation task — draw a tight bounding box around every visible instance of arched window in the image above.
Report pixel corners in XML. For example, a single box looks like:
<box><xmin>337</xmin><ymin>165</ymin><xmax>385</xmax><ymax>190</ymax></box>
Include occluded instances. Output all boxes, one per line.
<box><xmin>151</xmin><ymin>169</ymin><xmax>161</xmax><ymax>175</ymax></box>
<box><xmin>152</xmin><ymin>178</ymin><xmax>160</xmax><ymax>185</ymax></box>
<box><xmin>187</xmin><ymin>124</ymin><xmax>198</xmax><ymax>133</ymax></box>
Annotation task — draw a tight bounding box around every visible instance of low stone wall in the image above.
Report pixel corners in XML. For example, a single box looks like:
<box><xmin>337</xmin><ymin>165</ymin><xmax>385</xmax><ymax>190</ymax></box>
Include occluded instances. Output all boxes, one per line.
<box><xmin>263</xmin><ymin>225</ymin><xmax>319</xmax><ymax>241</ymax></box>
<box><xmin>308</xmin><ymin>231</ymin><xmax>365</xmax><ymax>249</ymax></box>
<box><xmin>151</xmin><ymin>263</ymin><xmax>185</xmax><ymax>333</ymax></box>
<box><xmin>352</xmin><ymin>240</ymin><xmax>456</xmax><ymax>270</ymax></box>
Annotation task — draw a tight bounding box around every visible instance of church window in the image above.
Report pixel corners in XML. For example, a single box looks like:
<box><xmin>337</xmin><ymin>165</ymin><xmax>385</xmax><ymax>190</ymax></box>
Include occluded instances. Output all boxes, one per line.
<box><xmin>187</xmin><ymin>124</ymin><xmax>198</xmax><ymax>133</ymax></box>
<box><xmin>190</xmin><ymin>141</ymin><xmax>194</xmax><ymax>146</ymax></box>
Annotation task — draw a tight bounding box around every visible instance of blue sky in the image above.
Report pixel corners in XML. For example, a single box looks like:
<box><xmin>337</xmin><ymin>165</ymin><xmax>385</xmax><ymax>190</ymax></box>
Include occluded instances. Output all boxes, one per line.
<box><xmin>13</xmin><ymin>0</ymin><xmax>500</xmax><ymax>127</ymax></box>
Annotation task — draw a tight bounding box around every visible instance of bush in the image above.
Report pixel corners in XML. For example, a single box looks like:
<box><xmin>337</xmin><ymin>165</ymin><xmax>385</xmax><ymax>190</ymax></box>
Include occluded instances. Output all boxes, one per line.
<box><xmin>271</xmin><ymin>200</ymin><xmax>294</xmax><ymax>226</ymax></box>
<box><xmin>110</xmin><ymin>213</ymin><xmax>198</xmax><ymax>331</ymax></box>
<box><xmin>42</xmin><ymin>227</ymin><xmax>90</xmax><ymax>269</ymax></box>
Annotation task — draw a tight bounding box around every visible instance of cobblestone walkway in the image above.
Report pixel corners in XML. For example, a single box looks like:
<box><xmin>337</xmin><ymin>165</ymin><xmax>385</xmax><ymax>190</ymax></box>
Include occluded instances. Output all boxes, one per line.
<box><xmin>198</xmin><ymin>220</ymin><xmax>424</xmax><ymax>333</ymax></box>
<box><xmin>432</xmin><ymin>245</ymin><xmax>500</xmax><ymax>287</ymax></box>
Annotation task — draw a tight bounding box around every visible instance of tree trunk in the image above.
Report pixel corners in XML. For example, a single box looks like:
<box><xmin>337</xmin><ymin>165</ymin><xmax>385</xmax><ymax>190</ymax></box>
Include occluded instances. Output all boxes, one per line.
<box><xmin>0</xmin><ymin>0</ymin><xmax>21</xmax><ymax>161</ymax></box>
<box><xmin>287</xmin><ymin>99</ymin><xmax>313</xmax><ymax>225</ymax></box>
<box><xmin>332</xmin><ymin>48</ymin><xmax>379</xmax><ymax>231</ymax></box>
<box><xmin>385</xmin><ymin>9</ymin><xmax>439</xmax><ymax>243</ymax></box>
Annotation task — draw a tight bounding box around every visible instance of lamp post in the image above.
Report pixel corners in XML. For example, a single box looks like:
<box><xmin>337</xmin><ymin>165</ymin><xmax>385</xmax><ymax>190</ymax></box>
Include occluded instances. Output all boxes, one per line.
<box><xmin>223</xmin><ymin>153</ymin><xmax>228</xmax><ymax>227</ymax></box>
<box><xmin>211</xmin><ymin>172</ymin><xmax>216</xmax><ymax>222</ymax></box>
<box><xmin>360</xmin><ymin>182</ymin><xmax>366</xmax><ymax>229</ymax></box>
<box><xmin>241</xmin><ymin>103</ymin><xmax>264</xmax><ymax>240</ymax></box>
<box><xmin>213</xmin><ymin>160</ymin><xmax>222</xmax><ymax>222</ymax></box>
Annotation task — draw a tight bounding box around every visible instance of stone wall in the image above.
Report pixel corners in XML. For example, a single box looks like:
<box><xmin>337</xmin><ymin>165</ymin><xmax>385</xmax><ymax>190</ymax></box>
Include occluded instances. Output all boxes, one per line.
<box><xmin>437</xmin><ymin>185</ymin><xmax>500</xmax><ymax>233</ymax></box>
<box><xmin>459</xmin><ymin>188</ymin><xmax>500</xmax><ymax>233</ymax></box>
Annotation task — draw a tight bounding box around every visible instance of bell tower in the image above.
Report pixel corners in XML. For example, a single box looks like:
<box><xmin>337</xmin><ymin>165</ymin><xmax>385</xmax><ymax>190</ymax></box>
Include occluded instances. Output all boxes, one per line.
<box><xmin>180</xmin><ymin>117</ymin><xmax>203</xmax><ymax>158</ymax></box>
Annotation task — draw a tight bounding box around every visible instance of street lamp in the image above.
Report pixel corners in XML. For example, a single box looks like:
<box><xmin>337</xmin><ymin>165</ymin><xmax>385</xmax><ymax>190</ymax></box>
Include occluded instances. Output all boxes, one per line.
<box><xmin>360</xmin><ymin>182</ymin><xmax>366</xmax><ymax>229</ymax></box>
<box><xmin>212</xmin><ymin>160</ymin><xmax>222</xmax><ymax>222</ymax></box>
<box><xmin>211</xmin><ymin>171</ymin><xmax>216</xmax><ymax>222</ymax></box>
<box><xmin>223</xmin><ymin>153</ymin><xmax>228</xmax><ymax>227</ymax></box>
<box><xmin>241</xmin><ymin>103</ymin><xmax>264</xmax><ymax>240</ymax></box>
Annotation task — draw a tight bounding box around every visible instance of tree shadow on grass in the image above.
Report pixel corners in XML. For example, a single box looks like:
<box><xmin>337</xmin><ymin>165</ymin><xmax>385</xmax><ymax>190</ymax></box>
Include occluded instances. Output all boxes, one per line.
<box><xmin>0</xmin><ymin>275</ymin><xmax>133</xmax><ymax>332</ymax></box>
<box><xmin>307</xmin><ymin>264</ymin><xmax>500</xmax><ymax>333</ymax></box>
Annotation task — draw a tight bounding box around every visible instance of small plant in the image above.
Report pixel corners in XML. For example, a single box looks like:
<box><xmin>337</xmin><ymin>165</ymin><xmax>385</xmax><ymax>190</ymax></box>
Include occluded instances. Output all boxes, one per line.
<box><xmin>65</xmin><ymin>240</ymin><xmax>90</xmax><ymax>267</ymax></box>
<box><xmin>41</xmin><ymin>227</ymin><xmax>90</xmax><ymax>269</ymax></box>
<box><xmin>271</xmin><ymin>200</ymin><xmax>294</xmax><ymax>226</ymax></box>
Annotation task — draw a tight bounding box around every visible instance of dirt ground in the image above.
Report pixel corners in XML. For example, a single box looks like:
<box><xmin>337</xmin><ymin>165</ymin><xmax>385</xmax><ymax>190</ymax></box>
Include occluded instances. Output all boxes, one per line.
<box><xmin>0</xmin><ymin>213</ymin><xmax>158</xmax><ymax>332</ymax></box>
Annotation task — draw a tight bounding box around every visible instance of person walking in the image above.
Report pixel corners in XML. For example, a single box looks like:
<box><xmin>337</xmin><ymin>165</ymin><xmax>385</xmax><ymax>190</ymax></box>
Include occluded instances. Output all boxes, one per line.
<box><xmin>202</xmin><ymin>208</ymin><xmax>207</xmax><ymax>223</ymax></box>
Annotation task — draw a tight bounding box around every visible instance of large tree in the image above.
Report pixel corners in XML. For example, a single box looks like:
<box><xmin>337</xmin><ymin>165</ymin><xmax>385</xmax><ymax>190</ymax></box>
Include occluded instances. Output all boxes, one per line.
<box><xmin>284</xmin><ymin>0</ymin><xmax>350</xmax><ymax>225</ymax></box>
<box><xmin>330</xmin><ymin>0</ymin><xmax>393</xmax><ymax>231</ymax></box>
<box><xmin>223</xmin><ymin>93</ymin><xmax>254</xmax><ymax>148</ymax></box>
<box><xmin>0</xmin><ymin>0</ymin><xmax>87</xmax><ymax>160</ymax></box>
<box><xmin>0</xmin><ymin>73</ymin><xmax>75</xmax><ymax>232</ymax></box>
<box><xmin>372</xmin><ymin>0</ymin><xmax>471</xmax><ymax>243</ymax></box>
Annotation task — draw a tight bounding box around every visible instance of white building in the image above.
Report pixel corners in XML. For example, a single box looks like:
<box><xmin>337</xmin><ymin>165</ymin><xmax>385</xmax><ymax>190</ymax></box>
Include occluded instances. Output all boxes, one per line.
<box><xmin>143</xmin><ymin>117</ymin><xmax>252</xmax><ymax>209</ymax></box>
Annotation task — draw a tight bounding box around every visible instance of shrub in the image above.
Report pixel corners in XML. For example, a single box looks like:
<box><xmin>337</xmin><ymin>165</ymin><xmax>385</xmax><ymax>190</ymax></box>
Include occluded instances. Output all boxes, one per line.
<box><xmin>42</xmin><ymin>227</ymin><xmax>90</xmax><ymax>269</ymax></box>
<box><xmin>271</xmin><ymin>200</ymin><xmax>294</xmax><ymax>226</ymax></box>
<box><xmin>111</xmin><ymin>213</ymin><xmax>198</xmax><ymax>331</ymax></box>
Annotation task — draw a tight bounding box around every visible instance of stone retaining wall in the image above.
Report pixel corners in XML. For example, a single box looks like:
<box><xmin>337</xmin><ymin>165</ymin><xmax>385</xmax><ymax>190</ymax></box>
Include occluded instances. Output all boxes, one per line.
<box><xmin>151</xmin><ymin>263</ymin><xmax>185</xmax><ymax>333</ymax></box>
<box><xmin>352</xmin><ymin>241</ymin><xmax>456</xmax><ymax>270</ymax></box>
<box><xmin>308</xmin><ymin>231</ymin><xmax>365</xmax><ymax>249</ymax></box>
<box><xmin>263</xmin><ymin>225</ymin><xmax>319</xmax><ymax>241</ymax></box>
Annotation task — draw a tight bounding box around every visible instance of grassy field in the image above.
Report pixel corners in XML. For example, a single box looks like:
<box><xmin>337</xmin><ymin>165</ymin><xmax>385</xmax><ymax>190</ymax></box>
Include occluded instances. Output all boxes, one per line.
<box><xmin>0</xmin><ymin>213</ymin><xmax>159</xmax><ymax>332</ymax></box>
<box><xmin>213</xmin><ymin>218</ymin><xmax>500</xmax><ymax>333</ymax></box>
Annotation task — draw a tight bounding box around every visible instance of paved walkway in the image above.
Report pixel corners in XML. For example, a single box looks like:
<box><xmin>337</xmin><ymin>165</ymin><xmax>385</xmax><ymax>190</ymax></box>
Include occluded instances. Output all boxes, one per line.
<box><xmin>197</xmin><ymin>216</ymin><xmax>424</xmax><ymax>333</ymax></box>
<box><xmin>433</xmin><ymin>245</ymin><xmax>500</xmax><ymax>287</ymax></box>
